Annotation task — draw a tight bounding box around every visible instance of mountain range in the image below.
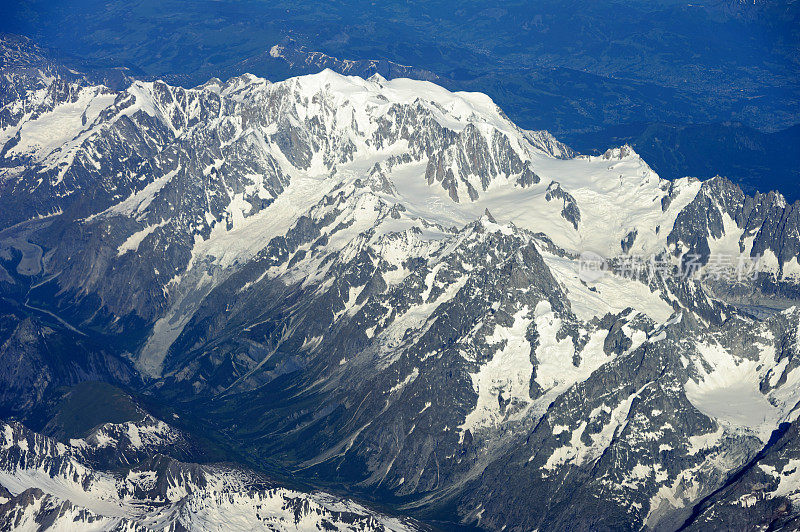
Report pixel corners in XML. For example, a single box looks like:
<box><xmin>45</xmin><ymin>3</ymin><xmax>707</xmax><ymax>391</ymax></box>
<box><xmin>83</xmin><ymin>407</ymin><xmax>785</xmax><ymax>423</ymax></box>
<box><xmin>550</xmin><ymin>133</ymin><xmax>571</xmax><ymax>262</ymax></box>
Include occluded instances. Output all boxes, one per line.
<box><xmin>2</xmin><ymin>0</ymin><xmax>798</xmax><ymax>203</ymax></box>
<box><xmin>1</xmin><ymin>32</ymin><xmax>800</xmax><ymax>530</ymax></box>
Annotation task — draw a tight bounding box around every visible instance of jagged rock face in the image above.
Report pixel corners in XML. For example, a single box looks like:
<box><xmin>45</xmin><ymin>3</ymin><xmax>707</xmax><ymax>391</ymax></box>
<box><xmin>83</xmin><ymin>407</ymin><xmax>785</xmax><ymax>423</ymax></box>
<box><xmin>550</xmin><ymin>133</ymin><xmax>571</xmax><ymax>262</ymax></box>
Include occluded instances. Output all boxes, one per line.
<box><xmin>154</xmin><ymin>213</ymin><xmax>800</xmax><ymax>529</ymax></box>
<box><xmin>0</xmin><ymin>421</ymin><xmax>418</xmax><ymax>531</ymax></box>
<box><xmin>1</xmin><ymin>61</ymin><xmax>572</xmax><ymax>337</ymax></box>
<box><xmin>682</xmin><ymin>416</ymin><xmax>800</xmax><ymax>530</ymax></box>
<box><xmin>2</xmin><ymin>39</ymin><xmax>800</xmax><ymax>531</ymax></box>
<box><xmin>668</xmin><ymin>176</ymin><xmax>800</xmax><ymax>271</ymax></box>
<box><xmin>145</xmin><ymin>183</ymin><xmax>799</xmax><ymax>529</ymax></box>
<box><xmin>544</xmin><ymin>181</ymin><xmax>580</xmax><ymax>229</ymax></box>
<box><xmin>156</xmin><ymin>211</ymin><xmax>585</xmax><ymax>493</ymax></box>
<box><xmin>456</xmin><ymin>308</ymin><xmax>800</xmax><ymax>531</ymax></box>
<box><xmin>0</xmin><ymin>34</ymin><xmax>98</xmax><ymax>113</ymax></box>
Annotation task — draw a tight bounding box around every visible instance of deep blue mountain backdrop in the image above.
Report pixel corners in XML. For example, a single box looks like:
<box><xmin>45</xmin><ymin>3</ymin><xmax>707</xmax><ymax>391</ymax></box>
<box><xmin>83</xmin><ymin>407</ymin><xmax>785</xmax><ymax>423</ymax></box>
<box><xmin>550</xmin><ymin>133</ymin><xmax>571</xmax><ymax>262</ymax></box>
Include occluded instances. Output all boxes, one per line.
<box><xmin>1</xmin><ymin>2</ymin><xmax>800</xmax><ymax>530</ymax></box>
<box><xmin>2</xmin><ymin>0</ymin><xmax>798</xmax><ymax>200</ymax></box>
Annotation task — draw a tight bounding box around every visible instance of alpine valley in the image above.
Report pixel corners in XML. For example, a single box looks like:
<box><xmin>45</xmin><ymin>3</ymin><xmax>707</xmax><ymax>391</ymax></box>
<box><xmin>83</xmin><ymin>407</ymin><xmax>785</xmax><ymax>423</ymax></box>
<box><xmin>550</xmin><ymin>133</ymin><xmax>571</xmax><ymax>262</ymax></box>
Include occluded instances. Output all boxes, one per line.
<box><xmin>1</xmin><ymin>33</ymin><xmax>800</xmax><ymax>531</ymax></box>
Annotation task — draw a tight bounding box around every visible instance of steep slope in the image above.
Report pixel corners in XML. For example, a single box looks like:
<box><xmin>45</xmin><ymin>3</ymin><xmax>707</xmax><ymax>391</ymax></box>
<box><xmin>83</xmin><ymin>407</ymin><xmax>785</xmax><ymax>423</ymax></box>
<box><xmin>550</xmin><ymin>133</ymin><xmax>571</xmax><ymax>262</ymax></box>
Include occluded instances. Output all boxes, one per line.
<box><xmin>0</xmin><ymin>313</ymin><xmax>140</xmax><ymax>425</ymax></box>
<box><xmin>681</xmin><ymin>416</ymin><xmax>800</xmax><ymax>530</ymax></box>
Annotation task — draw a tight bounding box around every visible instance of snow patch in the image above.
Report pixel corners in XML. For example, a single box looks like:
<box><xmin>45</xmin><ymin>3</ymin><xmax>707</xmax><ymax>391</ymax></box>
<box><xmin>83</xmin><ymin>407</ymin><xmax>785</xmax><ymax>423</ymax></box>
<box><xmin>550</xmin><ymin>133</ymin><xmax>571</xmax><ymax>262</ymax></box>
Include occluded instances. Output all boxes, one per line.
<box><xmin>460</xmin><ymin>307</ymin><xmax>534</xmax><ymax>431</ymax></box>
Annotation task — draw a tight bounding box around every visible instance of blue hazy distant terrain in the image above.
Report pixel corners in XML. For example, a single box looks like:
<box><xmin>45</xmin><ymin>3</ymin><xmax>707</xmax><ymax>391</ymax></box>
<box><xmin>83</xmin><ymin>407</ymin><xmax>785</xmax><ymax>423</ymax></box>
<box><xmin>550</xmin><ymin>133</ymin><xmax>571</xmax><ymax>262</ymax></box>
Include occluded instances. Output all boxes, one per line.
<box><xmin>3</xmin><ymin>0</ymin><xmax>798</xmax><ymax>200</ymax></box>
